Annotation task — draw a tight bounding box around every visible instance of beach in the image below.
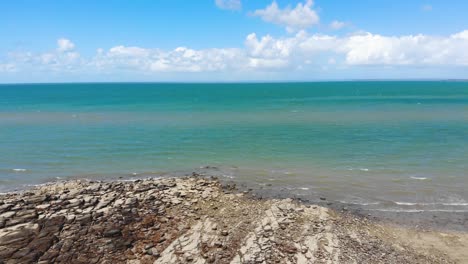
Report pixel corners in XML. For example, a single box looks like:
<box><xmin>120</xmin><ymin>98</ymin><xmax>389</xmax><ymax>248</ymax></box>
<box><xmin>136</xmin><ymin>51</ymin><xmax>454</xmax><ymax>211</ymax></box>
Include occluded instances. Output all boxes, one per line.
<box><xmin>1</xmin><ymin>82</ymin><xmax>467</xmax><ymax>263</ymax></box>
<box><xmin>3</xmin><ymin>0</ymin><xmax>468</xmax><ymax>262</ymax></box>
<box><xmin>2</xmin><ymin>82</ymin><xmax>468</xmax><ymax>214</ymax></box>
<box><xmin>0</xmin><ymin>176</ymin><xmax>466</xmax><ymax>263</ymax></box>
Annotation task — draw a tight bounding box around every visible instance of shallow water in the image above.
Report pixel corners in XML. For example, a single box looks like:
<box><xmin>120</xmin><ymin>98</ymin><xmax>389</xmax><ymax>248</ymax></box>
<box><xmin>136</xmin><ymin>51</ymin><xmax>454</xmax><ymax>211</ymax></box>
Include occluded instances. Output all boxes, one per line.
<box><xmin>1</xmin><ymin>82</ymin><xmax>467</xmax><ymax>214</ymax></box>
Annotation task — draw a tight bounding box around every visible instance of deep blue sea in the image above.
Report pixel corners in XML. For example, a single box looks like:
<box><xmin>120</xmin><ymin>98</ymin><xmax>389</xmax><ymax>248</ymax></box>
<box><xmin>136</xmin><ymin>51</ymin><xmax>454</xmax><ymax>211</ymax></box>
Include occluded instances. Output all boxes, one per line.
<box><xmin>1</xmin><ymin>82</ymin><xmax>467</xmax><ymax>213</ymax></box>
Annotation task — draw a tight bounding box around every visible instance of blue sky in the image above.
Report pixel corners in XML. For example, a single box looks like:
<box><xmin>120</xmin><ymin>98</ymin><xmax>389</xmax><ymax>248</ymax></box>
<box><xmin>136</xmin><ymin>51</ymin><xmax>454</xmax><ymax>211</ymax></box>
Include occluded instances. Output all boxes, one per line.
<box><xmin>1</xmin><ymin>0</ymin><xmax>468</xmax><ymax>82</ymax></box>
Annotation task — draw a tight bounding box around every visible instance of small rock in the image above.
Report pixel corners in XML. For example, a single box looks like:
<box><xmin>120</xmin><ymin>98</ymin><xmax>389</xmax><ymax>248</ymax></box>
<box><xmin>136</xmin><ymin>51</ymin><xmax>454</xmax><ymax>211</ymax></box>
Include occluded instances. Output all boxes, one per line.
<box><xmin>144</xmin><ymin>243</ymin><xmax>154</xmax><ymax>250</ymax></box>
<box><xmin>103</xmin><ymin>229</ymin><xmax>121</xmax><ymax>237</ymax></box>
<box><xmin>214</xmin><ymin>241</ymin><xmax>223</xmax><ymax>248</ymax></box>
<box><xmin>146</xmin><ymin>247</ymin><xmax>160</xmax><ymax>257</ymax></box>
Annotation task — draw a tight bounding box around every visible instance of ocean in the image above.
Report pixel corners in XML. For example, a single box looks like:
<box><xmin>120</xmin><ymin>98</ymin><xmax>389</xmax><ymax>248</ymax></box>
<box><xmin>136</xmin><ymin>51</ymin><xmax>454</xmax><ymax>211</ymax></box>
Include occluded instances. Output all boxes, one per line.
<box><xmin>1</xmin><ymin>82</ymin><xmax>467</xmax><ymax>216</ymax></box>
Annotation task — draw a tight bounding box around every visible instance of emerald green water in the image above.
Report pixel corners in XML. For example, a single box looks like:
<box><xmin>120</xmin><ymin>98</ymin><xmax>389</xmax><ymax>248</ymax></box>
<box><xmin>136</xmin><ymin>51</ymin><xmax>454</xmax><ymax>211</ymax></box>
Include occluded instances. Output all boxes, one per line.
<box><xmin>1</xmin><ymin>82</ymin><xmax>467</xmax><ymax>212</ymax></box>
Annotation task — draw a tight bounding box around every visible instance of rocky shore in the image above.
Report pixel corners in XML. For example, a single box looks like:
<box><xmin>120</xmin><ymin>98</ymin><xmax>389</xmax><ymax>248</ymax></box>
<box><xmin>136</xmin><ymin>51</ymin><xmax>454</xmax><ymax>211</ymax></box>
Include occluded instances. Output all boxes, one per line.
<box><xmin>0</xmin><ymin>176</ymin><xmax>466</xmax><ymax>264</ymax></box>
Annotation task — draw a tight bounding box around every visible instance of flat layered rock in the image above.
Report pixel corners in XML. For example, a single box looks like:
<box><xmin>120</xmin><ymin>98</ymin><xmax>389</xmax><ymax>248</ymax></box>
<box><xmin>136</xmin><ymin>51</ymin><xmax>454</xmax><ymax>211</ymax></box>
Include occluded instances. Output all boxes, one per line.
<box><xmin>0</xmin><ymin>177</ymin><xmax>465</xmax><ymax>263</ymax></box>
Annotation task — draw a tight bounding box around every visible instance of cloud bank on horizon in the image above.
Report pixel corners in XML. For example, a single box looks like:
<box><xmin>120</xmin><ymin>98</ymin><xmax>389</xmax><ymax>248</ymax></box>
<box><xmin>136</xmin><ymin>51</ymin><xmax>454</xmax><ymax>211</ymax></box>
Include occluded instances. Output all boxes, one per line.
<box><xmin>1</xmin><ymin>0</ymin><xmax>468</xmax><ymax>82</ymax></box>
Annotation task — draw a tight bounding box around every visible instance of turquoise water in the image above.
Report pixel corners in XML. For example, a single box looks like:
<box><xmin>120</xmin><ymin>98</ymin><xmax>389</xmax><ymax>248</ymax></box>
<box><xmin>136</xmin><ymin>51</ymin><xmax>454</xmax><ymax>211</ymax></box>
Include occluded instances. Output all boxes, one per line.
<box><xmin>1</xmin><ymin>82</ymin><xmax>468</xmax><ymax>212</ymax></box>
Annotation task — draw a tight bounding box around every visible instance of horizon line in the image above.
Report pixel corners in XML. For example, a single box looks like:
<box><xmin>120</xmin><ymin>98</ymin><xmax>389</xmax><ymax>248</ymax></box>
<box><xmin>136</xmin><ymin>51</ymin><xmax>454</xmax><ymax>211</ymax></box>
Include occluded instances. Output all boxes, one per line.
<box><xmin>1</xmin><ymin>79</ymin><xmax>468</xmax><ymax>85</ymax></box>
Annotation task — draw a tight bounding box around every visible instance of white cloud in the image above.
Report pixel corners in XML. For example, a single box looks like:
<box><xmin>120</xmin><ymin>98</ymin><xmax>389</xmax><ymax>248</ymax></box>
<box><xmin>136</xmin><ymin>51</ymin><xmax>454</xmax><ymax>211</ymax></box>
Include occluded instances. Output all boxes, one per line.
<box><xmin>57</xmin><ymin>38</ymin><xmax>75</xmax><ymax>52</ymax></box>
<box><xmin>4</xmin><ymin>38</ymin><xmax>81</xmax><ymax>73</ymax></box>
<box><xmin>451</xmin><ymin>30</ymin><xmax>468</xmax><ymax>40</ymax></box>
<box><xmin>108</xmin><ymin>46</ymin><xmax>150</xmax><ymax>57</ymax></box>
<box><xmin>252</xmin><ymin>0</ymin><xmax>319</xmax><ymax>32</ymax></box>
<box><xmin>215</xmin><ymin>0</ymin><xmax>241</xmax><ymax>10</ymax></box>
<box><xmin>2</xmin><ymin>31</ymin><xmax>468</xmax><ymax>80</ymax></box>
<box><xmin>340</xmin><ymin>32</ymin><xmax>468</xmax><ymax>65</ymax></box>
<box><xmin>330</xmin><ymin>20</ymin><xmax>346</xmax><ymax>30</ymax></box>
<box><xmin>0</xmin><ymin>63</ymin><xmax>16</xmax><ymax>73</ymax></box>
<box><xmin>91</xmin><ymin>45</ymin><xmax>245</xmax><ymax>73</ymax></box>
<box><xmin>243</xmin><ymin>30</ymin><xmax>468</xmax><ymax>66</ymax></box>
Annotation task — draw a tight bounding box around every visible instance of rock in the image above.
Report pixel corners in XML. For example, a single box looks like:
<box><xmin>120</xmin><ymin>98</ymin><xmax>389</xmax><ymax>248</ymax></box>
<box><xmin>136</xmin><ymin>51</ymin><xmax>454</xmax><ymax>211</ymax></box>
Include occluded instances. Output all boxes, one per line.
<box><xmin>65</xmin><ymin>198</ymin><xmax>83</xmax><ymax>208</ymax></box>
<box><xmin>214</xmin><ymin>241</ymin><xmax>223</xmax><ymax>248</ymax></box>
<box><xmin>103</xmin><ymin>229</ymin><xmax>121</xmax><ymax>237</ymax></box>
<box><xmin>35</xmin><ymin>204</ymin><xmax>51</xmax><ymax>210</ymax></box>
<box><xmin>0</xmin><ymin>211</ymin><xmax>16</xmax><ymax>219</ymax></box>
<box><xmin>320</xmin><ymin>197</ymin><xmax>326</xmax><ymax>201</ymax></box>
<box><xmin>125</xmin><ymin>198</ymin><xmax>138</xmax><ymax>206</ymax></box>
<box><xmin>283</xmin><ymin>245</ymin><xmax>297</xmax><ymax>254</ymax></box>
<box><xmin>0</xmin><ymin>177</ymin><xmax>455</xmax><ymax>264</ymax></box>
<box><xmin>0</xmin><ymin>203</ymin><xmax>14</xmax><ymax>212</ymax></box>
<box><xmin>207</xmin><ymin>255</ymin><xmax>216</xmax><ymax>263</ymax></box>
<box><xmin>146</xmin><ymin>247</ymin><xmax>160</xmax><ymax>257</ymax></box>
<box><xmin>75</xmin><ymin>214</ymin><xmax>92</xmax><ymax>225</ymax></box>
<box><xmin>144</xmin><ymin>243</ymin><xmax>154</xmax><ymax>250</ymax></box>
<box><xmin>95</xmin><ymin>197</ymin><xmax>115</xmax><ymax>210</ymax></box>
<box><xmin>171</xmin><ymin>198</ymin><xmax>182</xmax><ymax>205</ymax></box>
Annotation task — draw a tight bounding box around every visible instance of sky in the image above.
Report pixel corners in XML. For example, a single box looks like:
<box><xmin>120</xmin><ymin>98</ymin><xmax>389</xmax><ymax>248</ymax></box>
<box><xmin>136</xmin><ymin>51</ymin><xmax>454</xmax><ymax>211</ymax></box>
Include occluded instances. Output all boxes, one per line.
<box><xmin>1</xmin><ymin>0</ymin><xmax>468</xmax><ymax>83</ymax></box>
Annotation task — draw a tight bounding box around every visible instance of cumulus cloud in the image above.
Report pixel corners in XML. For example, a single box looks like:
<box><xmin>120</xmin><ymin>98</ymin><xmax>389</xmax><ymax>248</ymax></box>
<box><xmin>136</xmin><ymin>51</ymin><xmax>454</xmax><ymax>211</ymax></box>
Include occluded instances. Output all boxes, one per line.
<box><xmin>243</xmin><ymin>30</ymin><xmax>468</xmax><ymax>66</ymax></box>
<box><xmin>341</xmin><ymin>32</ymin><xmax>468</xmax><ymax>65</ymax></box>
<box><xmin>329</xmin><ymin>20</ymin><xmax>346</xmax><ymax>30</ymax></box>
<box><xmin>252</xmin><ymin>0</ymin><xmax>319</xmax><ymax>32</ymax></box>
<box><xmin>91</xmin><ymin>45</ymin><xmax>245</xmax><ymax>73</ymax></box>
<box><xmin>57</xmin><ymin>38</ymin><xmax>75</xmax><ymax>52</ymax></box>
<box><xmin>2</xmin><ymin>31</ymin><xmax>468</xmax><ymax>79</ymax></box>
<box><xmin>4</xmin><ymin>39</ymin><xmax>81</xmax><ymax>74</ymax></box>
<box><xmin>0</xmin><ymin>63</ymin><xmax>16</xmax><ymax>73</ymax></box>
<box><xmin>215</xmin><ymin>0</ymin><xmax>241</xmax><ymax>10</ymax></box>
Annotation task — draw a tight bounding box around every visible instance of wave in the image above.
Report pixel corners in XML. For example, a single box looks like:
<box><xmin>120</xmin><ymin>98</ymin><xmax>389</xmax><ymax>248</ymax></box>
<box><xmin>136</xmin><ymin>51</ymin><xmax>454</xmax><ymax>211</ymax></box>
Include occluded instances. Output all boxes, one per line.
<box><xmin>394</xmin><ymin>202</ymin><xmax>468</xmax><ymax>206</ymax></box>
<box><xmin>370</xmin><ymin>209</ymin><xmax>468</xmax><ymax>213</ymax></box>
<box><xmin>347</xmin><ymin>168</ymin><xmax>370</xmax><ymax>172</ymax></box>
<box><xmin>12</xmin><ymin>168</ymin><xmax>27</xmax><ymax>172</ymax></box>
<box><xmin>410</xmin><ymin>176</ymin><xmax>428</xmax><ymax>180</ymax></box>
<box><xmin>339</xmin><ymin>201</ymin><xmax>380</xmax><ymax>206</ymax></box>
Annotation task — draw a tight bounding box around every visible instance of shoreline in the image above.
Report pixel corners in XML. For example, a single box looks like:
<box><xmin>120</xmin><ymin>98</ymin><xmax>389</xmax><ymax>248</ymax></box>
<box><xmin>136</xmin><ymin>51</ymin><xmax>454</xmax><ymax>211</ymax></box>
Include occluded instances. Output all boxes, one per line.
<box><xmin>2</xmin><ymin>170</ymin><xmax>468</xmax><ymax>233</ymax></box>
<box><xmin>1</xmin><ymin>176</ymin><xmax>466</xmax><ymax>263</ymax></box>
<box><xmin>2</xmin><ymin>171</ymin><xmax>467</xmax><ymax>233</ymax></box>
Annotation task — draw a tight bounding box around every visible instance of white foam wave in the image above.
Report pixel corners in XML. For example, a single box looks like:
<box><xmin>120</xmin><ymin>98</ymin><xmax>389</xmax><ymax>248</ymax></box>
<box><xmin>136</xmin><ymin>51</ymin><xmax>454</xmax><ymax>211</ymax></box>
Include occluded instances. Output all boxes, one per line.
<box><xmin>347</xmin><ymin>168</ymin><xmax>369</xmax><ymax>172</ymax></box>
<box><xmin>340</xmin><ymin>201</ymin><xmax>380</xmax><ymax>206</ymax></box>
<box><xmin>298</xmin><ymin>187</ymin><xmax>309</xmax><ymax>190</ymax></box>
<box><xmin>395</xmin><ymin>202</ymin><xmax>417</xmax><ymax>206</ymax></box>
<box><xmin>221</xmin><ymin>174</ymin><xmax>235</xmax><ymax>179</ymax></box>
<box><xmin>370</xmin><ymin>209</ymin><xmax>468</xmax><ymax>213</ymax></box>
<box><xmin>410</xmin><ymin>176</ymin><xmax>428</xmax><ymax>180</ymax></box>
<box><xmin>395</xmin><ymin>202</ymin><xmax>468</xmax><ymax>206</ymax></box>
<box><xmin>12</xmin><ymin>168</ymin><xmax>27</xmax><ymax>172</ymax></box>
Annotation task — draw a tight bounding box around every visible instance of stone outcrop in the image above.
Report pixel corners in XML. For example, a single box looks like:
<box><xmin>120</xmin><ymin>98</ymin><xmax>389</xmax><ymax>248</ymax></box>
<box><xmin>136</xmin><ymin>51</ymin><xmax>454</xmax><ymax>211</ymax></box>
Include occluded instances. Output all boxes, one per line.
<box><xmin>0</xmin><ymin>177</ymin><xmax>459</xmax><ymax>263</ymax></box>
